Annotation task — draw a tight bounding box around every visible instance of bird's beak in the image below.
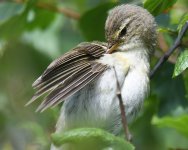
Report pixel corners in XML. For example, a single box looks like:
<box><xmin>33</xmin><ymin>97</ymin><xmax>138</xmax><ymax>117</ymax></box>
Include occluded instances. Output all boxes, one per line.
<box><xmin>106</xmin><ymin>43</ymin><xmax>119</xmax><ymax>54</ymax></box>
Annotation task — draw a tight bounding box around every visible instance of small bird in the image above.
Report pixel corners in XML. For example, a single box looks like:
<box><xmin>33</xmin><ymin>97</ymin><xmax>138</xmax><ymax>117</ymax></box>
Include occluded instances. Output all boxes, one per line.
<box><xmin>28</xmin><ymin>4</ymin><xmax>157</xmax><ymax>150</ymax></box>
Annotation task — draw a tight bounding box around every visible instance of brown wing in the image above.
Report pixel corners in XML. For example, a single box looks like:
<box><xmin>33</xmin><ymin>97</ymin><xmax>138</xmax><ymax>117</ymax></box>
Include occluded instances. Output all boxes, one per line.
<box><xmin>27</xmin><ymin>42</ymin><xmax>108</xmax><ymax>112</ymax></box>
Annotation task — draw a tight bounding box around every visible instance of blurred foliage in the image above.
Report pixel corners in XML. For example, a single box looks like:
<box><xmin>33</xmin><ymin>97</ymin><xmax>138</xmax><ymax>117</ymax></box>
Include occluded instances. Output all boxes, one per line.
<box><xmin>152</xmin><ymin>115</ymin><xmax>188</xmax><ymax>138</ymax></box>
<box><xmin>79</xmin><ymin>2</ymin><xmax>116</xmax><ymax>41</ymax></box>
<box><xmin>52</xmin><ymin>128</ymin><xmax>134</xmax><ymax>150</ymax></box>
<box><xmin>143</xmin><ymin>0</ymin><xmax>177</xmax><ymax>16</ymax></box>
<box><xmin>0</xmin><ymin>0</ymin><xmax>188</xmax><ymax>150</ymax></box>
<box><xmin>178</xmin><ymin>13</ymin><xmax>188</xmax><ymax>32</ymax></box>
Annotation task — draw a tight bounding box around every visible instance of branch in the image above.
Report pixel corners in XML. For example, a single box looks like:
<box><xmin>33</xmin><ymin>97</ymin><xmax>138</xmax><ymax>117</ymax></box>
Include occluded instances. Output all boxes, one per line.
<box><xmin>150</xmin><ymin>21</ymin><xmax>188</xmax><ymax>79</ymax></box>
<box><xmin>113</xmin><ymin>67</ymin><xmax>132</xmax><ymax>142</ymax></box>
<box><xmin>14</xmin><ymin>0</ymin><xmax>80</xmax><ymax>20</ymax></box>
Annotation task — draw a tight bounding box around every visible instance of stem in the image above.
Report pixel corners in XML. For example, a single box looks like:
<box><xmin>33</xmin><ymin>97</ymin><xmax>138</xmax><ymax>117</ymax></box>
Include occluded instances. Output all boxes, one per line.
<box><xmin>150</xmin><ymin>21</ymin><xmax>188</xmax><ymax>78</ymax></box>
<box><xmin>113</xmin><ymin>67</ymin><xmax>132</xmax><ymax>142</ymax></box>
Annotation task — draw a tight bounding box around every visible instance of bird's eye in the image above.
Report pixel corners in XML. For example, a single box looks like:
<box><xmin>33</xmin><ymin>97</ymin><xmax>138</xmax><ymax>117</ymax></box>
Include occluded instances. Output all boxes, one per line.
<box><xmin>119</xmin><ymin>27</ymin><xmax>127</xmax><ymax>38</ymax></box>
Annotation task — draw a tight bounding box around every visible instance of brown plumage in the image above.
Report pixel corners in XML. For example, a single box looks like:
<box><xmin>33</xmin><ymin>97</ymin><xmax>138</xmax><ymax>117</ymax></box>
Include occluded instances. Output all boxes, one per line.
<box><xmin>27</xmin><ymin>42</ymin><xmax>108</xmax><ymax>112</ymax></box>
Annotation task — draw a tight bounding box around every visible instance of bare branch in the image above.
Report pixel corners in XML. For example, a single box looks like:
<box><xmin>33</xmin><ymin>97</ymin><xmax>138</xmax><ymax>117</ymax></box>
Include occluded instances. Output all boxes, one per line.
<box><xmin>113</xmin><ymin>67</ymin><xmax>132</xmax><ymax>142</ymax></box>
<box><xmin>14</xmin><ymin>0</ymin><xmax>80</xmax><ymax>20</ymax></box>
<box><xmin>150</xmin><ymin>21</ymin><xmax>188</xmax><ymax>78</ymax></box>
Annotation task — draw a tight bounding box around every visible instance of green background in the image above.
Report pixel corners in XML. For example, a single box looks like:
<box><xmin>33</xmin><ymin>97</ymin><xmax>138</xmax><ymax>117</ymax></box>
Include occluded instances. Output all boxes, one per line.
<box><xmin>0</xmin><ymin>0</ymin><xmax>188</xmax><ymax>149</ymax></box>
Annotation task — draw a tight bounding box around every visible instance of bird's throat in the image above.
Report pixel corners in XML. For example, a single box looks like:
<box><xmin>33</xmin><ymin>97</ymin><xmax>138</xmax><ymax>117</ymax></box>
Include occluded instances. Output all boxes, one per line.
<box><xmin>117</xmin><ymin>42</ymin><xmax>146</xmax><ymax>52</ymax></box>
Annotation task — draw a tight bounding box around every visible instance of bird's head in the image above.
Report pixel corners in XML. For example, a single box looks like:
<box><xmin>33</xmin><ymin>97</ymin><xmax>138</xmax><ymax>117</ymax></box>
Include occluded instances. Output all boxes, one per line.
<box><xmin>105</xmin><ymin>4</ymin><xmax>157</xmax><ymax>54</ymax></box>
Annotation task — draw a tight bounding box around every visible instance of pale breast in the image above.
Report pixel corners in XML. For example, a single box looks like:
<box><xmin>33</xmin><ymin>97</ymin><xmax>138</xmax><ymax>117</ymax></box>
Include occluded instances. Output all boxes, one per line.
<box><xmin>60</xmin><ymin>67</ymin><xmax>124</xmax><ymax>131</ymax></box>
<box><xmin>56</xmin><ymin>50</ymin><xmax>150</xmax><ymax>135</ymax></box>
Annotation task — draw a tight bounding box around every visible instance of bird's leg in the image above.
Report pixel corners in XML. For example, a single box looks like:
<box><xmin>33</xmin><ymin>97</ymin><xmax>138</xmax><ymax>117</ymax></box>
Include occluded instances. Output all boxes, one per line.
<box><xmin>113</xmin><ymin>67</ymin><xmax>132</xmax><ymax>142</ymax></box>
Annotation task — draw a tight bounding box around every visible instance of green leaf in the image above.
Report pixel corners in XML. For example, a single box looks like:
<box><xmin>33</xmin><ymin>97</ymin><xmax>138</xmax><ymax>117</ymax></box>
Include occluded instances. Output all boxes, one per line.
<box><xmin>79</xmin><ymin>2</ymin><xmax>116</xmax><ymax>41</ymax></box>
<box><xmin>152</xmin><ymin>115</ymin><xmax>188</xmax><ymax>138</ymax></box>
<box><xmin>52</xmin><ymin>128</ymin><xmax>134</xmax><ymax>150</ymax></box>
<box><xmin>177</xmin><ymin>13</ymin><xmax>188</xmax><ymax>32</ymax></box>
<box><xmin>26</xmin><ymin>8</ymin><xmax>56</xmax><ymax>30</ymax></box>
<box><xmin>0</xmin><ymin>2</ymin><xmax>25</xmax><ymax>24</ymax></box>
<box><xmin>22</xmin><ymin>15</ymin><xmax>62</xmax><ymax>58</ymax></box>
<box><xmin>0</xmin><ymin>1</ymin><xmax>56</xmax><ymax>39</ymax></box>
<box><xmin>0</xmin><ymin>14</ymin><xmax>27</xmax><ymax>39</ymax></box>
<box><xmin>173</xmin><ymin>50</ymin><xmax>188</xmax><ymax>77</ymax></box>
<box><xmin>143</xmin><ymin>0</ymin><xmax>177</xmax><ymax>16</ymax></box>
<box><xmin>0</xmin><ymin>2</ymin><xmax>27</xmax><ymax>39</ymax></box>
<box><xmin>157</xmin><ymin>27</ymin><xmax>177</xmax><ymax>35</ymax></box>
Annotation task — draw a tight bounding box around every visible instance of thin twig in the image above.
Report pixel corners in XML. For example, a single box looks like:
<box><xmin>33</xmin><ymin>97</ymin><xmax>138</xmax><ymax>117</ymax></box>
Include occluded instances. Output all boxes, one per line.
<box><xmin>150</xmin><ymin>21</ymin><xmax>188</xmax><ymax>78</ymax></box>
<box><xmin>113</xmin><ymin>67</ymin><xmax>132</xmax><ymax>142</ymax></box>
<box><xmin>14</xmin><ymin>0</ymin><xmax>80</xmax><ymax>20</ymax></box>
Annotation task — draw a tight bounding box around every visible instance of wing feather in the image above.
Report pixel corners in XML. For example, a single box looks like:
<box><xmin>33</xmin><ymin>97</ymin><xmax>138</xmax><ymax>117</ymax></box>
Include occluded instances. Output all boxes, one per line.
<box><xmin>27</xmin><ymin>62</ymin><xmax>91</xmax><ymax>105</ymax></box>
<box><xmin>37</xmin><ymin>63</ymin><xmax>107</xmax><ymax>112</ymax></box>
<box><xmin>42</xmin><ymin>51</ymin><xmax>86</xmax><ymax>78</ymax></box>
<box><xmin>29</xmin><ymin>42</ymin><xmax>108</xmax><ymax>111</ymax></box>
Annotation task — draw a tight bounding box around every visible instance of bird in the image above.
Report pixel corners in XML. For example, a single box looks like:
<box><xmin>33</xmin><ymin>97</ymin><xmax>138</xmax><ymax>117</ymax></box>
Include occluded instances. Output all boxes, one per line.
<box><xmin>27</xmin><ymin>4</ymin><xmax>157</xmax><ymax>150</ymax></box>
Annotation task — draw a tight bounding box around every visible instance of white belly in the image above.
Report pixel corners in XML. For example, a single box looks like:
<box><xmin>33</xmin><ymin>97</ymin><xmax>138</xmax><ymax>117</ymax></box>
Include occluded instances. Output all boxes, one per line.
<box><xmin>56</xmin><ymin>52</ymin><xmax>149</xmax><ymax>135</ymax></box>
